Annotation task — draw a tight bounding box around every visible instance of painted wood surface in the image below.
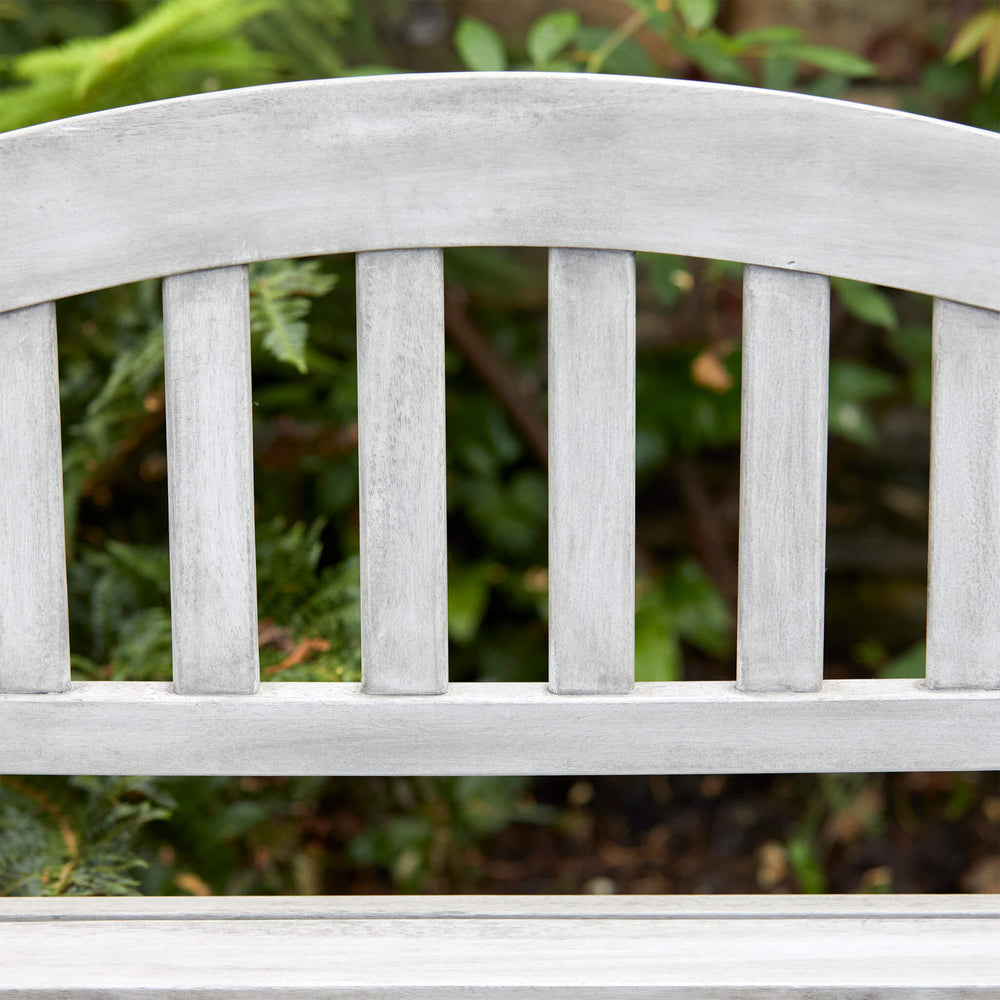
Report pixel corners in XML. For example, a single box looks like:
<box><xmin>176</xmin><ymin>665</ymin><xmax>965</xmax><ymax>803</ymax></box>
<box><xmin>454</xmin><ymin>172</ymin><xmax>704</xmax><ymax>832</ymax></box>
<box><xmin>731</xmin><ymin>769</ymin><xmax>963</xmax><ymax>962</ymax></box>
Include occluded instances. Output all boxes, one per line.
<box><xmin>2</xmin><ymin>75</ymin><xmax>998</xmax><ymax>316</ymax></box>
<box><xmin>738</xmin><ymin>267</ymin><xmax>829</xmax><ymax>692</ymax></box>
<box><xmin>0</xmin><ymin>304</ymin><xmax>70</xmax><ymax>693</ymax></box>
<box><xmin>927</xmin><ymin>300</ymin><xmax>1000</xmax><ymax>689</ymax></box>
<box><xmin>1</xmin><ymin>681</ymin><xmax>997</xmax><ymax>775</ymax></box>
<box><xmin>163</xmin><ymin>268</ymin><xmax>259</xmax><ymax>694</ymax></box>
<box><xmin>3</xmin><ymin>895</ymin><xmax>997</xmax><ymax>995</ymax></box>
<box><xmin>548</xmin><ymin>249</ymin><xmax>635</xmax><ymax>693</ymax></box>
<box><xmin>356</xmin><ymin>250</ymin><xmax>447</xmax><ymax>694</ymax></box>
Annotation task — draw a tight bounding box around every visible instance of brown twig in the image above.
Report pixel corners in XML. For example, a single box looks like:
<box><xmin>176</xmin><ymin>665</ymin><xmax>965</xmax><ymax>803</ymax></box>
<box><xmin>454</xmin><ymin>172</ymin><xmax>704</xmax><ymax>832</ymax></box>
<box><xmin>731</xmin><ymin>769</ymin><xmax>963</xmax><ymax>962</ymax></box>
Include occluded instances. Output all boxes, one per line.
<box><xmin>674</xmin><ymin>455</ymin><xmax>738</xmax><ymax>607</ymax></box>
<box><xmin>443</xmin><ymin>287</ymin><xmax>549</xmax><ymax>466</ymax></box>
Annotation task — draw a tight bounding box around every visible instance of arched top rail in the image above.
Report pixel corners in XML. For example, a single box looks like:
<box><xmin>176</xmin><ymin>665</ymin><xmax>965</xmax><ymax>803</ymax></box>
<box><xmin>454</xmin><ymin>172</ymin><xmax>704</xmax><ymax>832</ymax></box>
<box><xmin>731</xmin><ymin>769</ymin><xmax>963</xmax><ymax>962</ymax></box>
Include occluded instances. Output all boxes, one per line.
<box><xmin>2</xmin><ymin>72</ymin><xmax>998</xmax><ymax>313</ymax></box>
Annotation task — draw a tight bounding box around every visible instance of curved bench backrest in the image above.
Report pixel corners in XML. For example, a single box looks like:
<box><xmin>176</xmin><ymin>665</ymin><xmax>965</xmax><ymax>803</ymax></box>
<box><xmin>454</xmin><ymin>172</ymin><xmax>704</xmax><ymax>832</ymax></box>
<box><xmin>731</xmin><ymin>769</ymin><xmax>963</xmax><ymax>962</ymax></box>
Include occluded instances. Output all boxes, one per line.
<box><xmin>3</xmin><ymin>73</ymin><xmax>998</xmax><ymax>313</ymax></box>
<box><xmin>1</xmin><ymin>74</ymin><xmax>998</xmax><ymax>777</ymax></box>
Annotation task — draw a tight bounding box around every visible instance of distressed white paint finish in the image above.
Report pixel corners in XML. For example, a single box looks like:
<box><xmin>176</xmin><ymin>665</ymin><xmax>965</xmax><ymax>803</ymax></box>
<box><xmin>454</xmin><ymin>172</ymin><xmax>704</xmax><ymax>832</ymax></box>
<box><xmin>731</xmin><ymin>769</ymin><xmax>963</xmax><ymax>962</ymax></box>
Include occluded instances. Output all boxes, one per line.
<box><xmin>356</xmin><ymin>250</ymin><xmax>447</xmax><ymax>694</ymax></box>
<box><xmin>0</xmin><ymin>304</ymin><xmax>70</xmax><ymax>693</ymax></box>
<box><xmin>2</xmin><ymin>896</ymin><xmax>997</xmax><ymax>995</ymax></box>
<box><xmin>738</xmin><ymin>267</ymin><xmax>829</xmax><ymax>692</ymax></box>
<box><xmin>163</xmin><ymin>267</ymin><xmax>259</xmax><ymax>694</ymax></box>
<box><xmin>2</xmin><ymin>75</ymin><xmax>998</xmax><ymax>316</ymax></box>
<box><xmin>549</xmin><ymin>249</ymin><xmax>635</xmax><ymax>693</ymax></box>
<box><xmin>0</xmin><ymin>681</ymin><xmax>997</xmax><ymax>775</ymax></box>
<box><xmin>927</xmin><ymin>299</ymin><xmax>1000</xmax><ymax>689</ymax></box>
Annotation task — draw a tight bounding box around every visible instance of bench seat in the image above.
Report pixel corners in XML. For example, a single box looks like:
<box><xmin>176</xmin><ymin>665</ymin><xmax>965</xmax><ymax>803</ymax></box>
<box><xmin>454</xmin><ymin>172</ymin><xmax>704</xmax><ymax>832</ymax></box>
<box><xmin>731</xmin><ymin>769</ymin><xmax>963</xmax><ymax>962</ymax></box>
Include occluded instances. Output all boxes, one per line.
<box><xmin>3</xmin><ymin>895</ymin><xmax>998</xmax><ymax>996</ymax></box>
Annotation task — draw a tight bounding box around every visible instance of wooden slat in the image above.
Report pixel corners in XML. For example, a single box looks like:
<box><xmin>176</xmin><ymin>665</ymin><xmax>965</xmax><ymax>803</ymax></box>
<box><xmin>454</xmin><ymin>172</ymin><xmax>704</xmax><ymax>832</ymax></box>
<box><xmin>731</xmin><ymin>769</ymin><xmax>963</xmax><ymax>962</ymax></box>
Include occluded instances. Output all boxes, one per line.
<box><xmin>548</xmin><ymin>249</ymin><xmax>635</xmax><ymax>694</ymax></box>
<box><xmin>2</xmin><ymin>896</ymin><xmax>998</xmax><ymax>996</ymax></box>
<box><xmin>356</xmin><ymin>249</ymin><xmax>447</xmax><ymax>694</ymax></box>
<box><xmin>738</xmin><ymin>266</ymin><xmax>830</xmax><ymax>692</ymax></box>
<box><xmin>162</xmin><ymin>267</ymin><xmax>259</xmax><ymax>695</ymax></box>
<box><xmin>0</xmin><ymin>303</ymin><xmax>71</xmax><ymax>693</ymax></box>
<box><xmin>927</xmin><ymin>299</ymin><xmax>1000</xmax><ymax>689</ymax></box>
<box><xmin>1</xmin><ymin>680</ymin><xmax>997</xmax><ymax>776</ymax></box>
<box><xmin>4</xmin><ymin>76</ymin><xmax>999</xmax><ymax>316</ymax></box>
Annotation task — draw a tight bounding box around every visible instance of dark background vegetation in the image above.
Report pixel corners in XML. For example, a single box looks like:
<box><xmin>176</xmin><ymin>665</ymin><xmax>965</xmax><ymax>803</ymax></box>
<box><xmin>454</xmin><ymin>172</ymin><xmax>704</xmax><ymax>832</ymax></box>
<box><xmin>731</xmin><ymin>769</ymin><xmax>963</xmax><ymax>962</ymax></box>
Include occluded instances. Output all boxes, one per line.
<box><xmin>0</xmin><ymin>0</ymin><xmax>997</xmax><ymax>898</ymax></box>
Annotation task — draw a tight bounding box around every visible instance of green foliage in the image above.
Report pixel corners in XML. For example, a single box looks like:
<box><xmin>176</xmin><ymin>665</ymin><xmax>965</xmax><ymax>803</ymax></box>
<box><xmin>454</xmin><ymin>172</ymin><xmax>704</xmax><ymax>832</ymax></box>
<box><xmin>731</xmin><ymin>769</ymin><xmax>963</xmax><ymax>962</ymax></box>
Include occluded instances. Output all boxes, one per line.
<box><xmin>526</xmin><ymin>11</ymin><xmax>580</xmax><ymax>69</ymax></box>
<box><xmin>676</xmin><ymin>0</ymin><xmax>719</xmax><ymax>34</ymax></box>
<box><xmin>454</xmin><ymin>18</ymin><xmax>507</xmax><ymax>72</ymax></box>
<box><xmin>0</xmin><ymin>0</ymin><xmax>280</xmax><ymax>130</ymax></box>
<box><xmin>0</xmin><ymin>776</ymin><xmax>172</xmax><ymax>896</ymax></box>
<box><xmin>249</xmin><ymin>259</ymin><xmax>337</xmax><ymax>373</ymax></box>
<box><xmin>348</xmin><ymin>776</ymin><xmax>549</xmax><ymax>891</ymax></box>
<box><xmin>832</xmin><ymin>278</ymin><xmax>899</xmax><ymax>331</ymax></box>
<box><xmin>636</xmin><ymin>560</ymin><xmax>732</xmax><ymax>682</ymax></box>
<box><xmin>828</xmin><ymin>361</ymin><xmax>898</xmax><ymax>447</ymax></box>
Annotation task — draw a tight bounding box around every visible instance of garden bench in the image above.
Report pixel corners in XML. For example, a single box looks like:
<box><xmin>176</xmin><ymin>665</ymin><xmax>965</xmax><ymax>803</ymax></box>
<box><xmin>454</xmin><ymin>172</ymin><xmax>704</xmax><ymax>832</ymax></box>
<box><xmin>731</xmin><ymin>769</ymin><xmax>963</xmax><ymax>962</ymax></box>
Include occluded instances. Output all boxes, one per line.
<box><xmin>1</xmin><ymin>72</ymin><xmax>998</xmax><ymax>995</ymax></box>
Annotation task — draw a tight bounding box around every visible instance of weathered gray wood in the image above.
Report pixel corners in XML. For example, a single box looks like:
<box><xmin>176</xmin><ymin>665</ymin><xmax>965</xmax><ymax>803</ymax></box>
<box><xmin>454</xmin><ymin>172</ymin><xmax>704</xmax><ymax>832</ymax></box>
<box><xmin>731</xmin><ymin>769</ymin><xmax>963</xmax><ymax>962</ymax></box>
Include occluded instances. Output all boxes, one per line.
<box><xmin>0</xmin><ymin>680</ymin><xmax>997</xmax><ymax>775</ymax></box>
<box><xmin>0</xmin><ymin>303</ymin><xmax>70</xmax><ymax>693</ymax></box>
<box><xmin>163</xmin><ymin>267</ymin><xmax>259</xmax><ymax>695</ymax></box>
<box><xmin>927</xmin><ymin>299</ymin><xmax>1000</xmax><ymax>689</ymax></box>
<box><xmin>548</xmin><ymin>249</ymin><xmax>635</xmax><ymax>694</ymax></box>
<box><xmin>356</xmin><ymin>249</ymin><xmax>447</xmax><ymax>694</ymax></box>
<box><xmin>738</xmin><ymin>267</ymin><xmax>829</xmax><ymax>692</ymax></box>
<box><xmin>2</xmin><ymin>895</ymin><xmax>997</xmax><ymax>995</ymax></box>
<box><xmin>2</xmin><ymin>75</ymin><xmax>998</xmax><ymax>316</ymax></box>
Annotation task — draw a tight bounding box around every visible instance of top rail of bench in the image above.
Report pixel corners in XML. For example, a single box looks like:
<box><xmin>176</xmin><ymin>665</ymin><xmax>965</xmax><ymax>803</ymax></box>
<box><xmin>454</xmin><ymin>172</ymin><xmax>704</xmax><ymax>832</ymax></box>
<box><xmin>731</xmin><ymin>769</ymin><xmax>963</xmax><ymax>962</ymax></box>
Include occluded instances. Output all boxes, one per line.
<box><xmin>2</xmin><ymin>72</ymin><xmax>998</xmax><ymax>314</ymax></box>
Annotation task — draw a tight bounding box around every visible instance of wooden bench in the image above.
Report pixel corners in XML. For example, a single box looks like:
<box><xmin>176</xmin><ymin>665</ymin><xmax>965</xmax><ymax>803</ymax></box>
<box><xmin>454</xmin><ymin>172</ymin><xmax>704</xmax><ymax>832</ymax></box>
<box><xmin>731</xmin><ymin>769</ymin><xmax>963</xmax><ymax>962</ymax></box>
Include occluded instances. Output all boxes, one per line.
<box><xmin>1</xmin><ymin>72</ymin><xmax>998</xmax><ymax>996</ymax></box>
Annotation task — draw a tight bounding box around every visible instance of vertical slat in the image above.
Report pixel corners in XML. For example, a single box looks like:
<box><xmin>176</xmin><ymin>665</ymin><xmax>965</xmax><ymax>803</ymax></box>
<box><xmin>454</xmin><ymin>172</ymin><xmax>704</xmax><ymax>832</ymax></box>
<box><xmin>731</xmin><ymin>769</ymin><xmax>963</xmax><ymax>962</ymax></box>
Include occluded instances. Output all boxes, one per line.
<box><xmin>738</xmin><ymin>265</ymin><xmax>829</xmax><ymax>693</ymax></box>
<box><xmin>548</xmin><ymin>249</ymin><xmax>635</xmax><ymax>694</ymax></box>
<box><xmin>927</xmin><ymin>299</ymin><xmax>1000</xmax><ymax>689</ymax></box>
<box><xmin>356</xmin><ymin>249</ymin><xmax>447</xmax><ymax>695</ymax></box>
<box><xmin>0</xmin><ymin>303</ymin><xmax>71</xmax><ymax>693</ymax></box>
<box><xmin>163</xmin><ymin>267</ymin><xmax>259</xmax><ymax>695</ymax></box>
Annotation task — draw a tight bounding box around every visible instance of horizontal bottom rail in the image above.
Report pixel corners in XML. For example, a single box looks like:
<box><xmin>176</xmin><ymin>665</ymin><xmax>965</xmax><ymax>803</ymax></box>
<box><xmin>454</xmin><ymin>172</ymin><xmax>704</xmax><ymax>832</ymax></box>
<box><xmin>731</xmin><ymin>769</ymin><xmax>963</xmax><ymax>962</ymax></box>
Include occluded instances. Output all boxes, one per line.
<box><xmin>2</xmin><ymin>895</ymin><xmax>998</xmax><ymax>995</ymax></box>
<box><xmin>0</xmin><ymin>680</ymin><xmax>997</xmax><ymax>774</ymax></box>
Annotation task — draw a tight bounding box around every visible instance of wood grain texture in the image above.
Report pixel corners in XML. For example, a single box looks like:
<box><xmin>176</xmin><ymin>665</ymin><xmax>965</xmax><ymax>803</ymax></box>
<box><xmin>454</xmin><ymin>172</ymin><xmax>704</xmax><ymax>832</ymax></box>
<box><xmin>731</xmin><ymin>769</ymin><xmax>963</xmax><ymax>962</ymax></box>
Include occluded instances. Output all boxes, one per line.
<box><xmin>356</xmin><ymin>250</ymin><xmax>447</xmax><ymax>694</ymax></box>
<box><xmin>2</xmin><ymin>74</ymin><xmax>997</xmax><ymax>315</ymax></box>
<box><xmin>2</xmin><ymin>896</ymin><xmax>997</xmax><ymax>995</ymax></box>
<box><xmin>927</xmin><ymin>299</ymin><xmax>1000</xmax><ymax>689</ymax></box>
<box><xmin>0</xmin><ymin>304</ymin><xmax>70</xmax><ymax>693</ymax></box>
<box><xmin>0</xmin><ymin>681</ymin><xmax>996</xmax><ymax>775</ymax></box>
<box><xmin>738</xmin><ymin>267</ymin><xmax>829</xmax><ymax>692</ymax></box>
<box><xmin>549</xmin><ymin>249</ymin><xmax>635</xmax><ymax>693</ymax></box>
<box><xmin>163</xmin><ymin>268</ymin><xmax>259</xmax><ymax>695</ymax></box>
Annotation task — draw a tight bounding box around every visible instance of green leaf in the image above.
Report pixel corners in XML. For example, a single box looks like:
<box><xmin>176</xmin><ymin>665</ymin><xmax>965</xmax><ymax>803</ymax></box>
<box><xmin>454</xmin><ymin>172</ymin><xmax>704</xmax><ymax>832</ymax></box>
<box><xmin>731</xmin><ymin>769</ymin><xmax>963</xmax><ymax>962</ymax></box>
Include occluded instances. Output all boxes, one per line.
<box><xmin>761</xmin><ymin>52</ymin><xmax>797</xmax><ymax>90</ymax></box>
<box><xmin>454</xmin><ymin>17</ymin><xmax>507</xmax><ymax>72</ymax></box>
<box><xmin>783</xmin><ymin>43</ymin><xmax>876</xmax><ymax>78</ymax></box>
<box><xmin>733</xmin><ymin>26</ymin><xmax>804</xmax><ymax>49</ymax></box>
<box><xmin>676</xmin><ymin>0</ymin><xmax>718</xmax><ymax>33</ymax></box>
<box><xmin>946</xmin><ymin>10</ymin><xmax>998</xmax><ymax>64</ymax></box>
<box><xmin>878</xmin><ymin>643</ymin><xmax>925</xmax><ymax>680</ymax></box>
<box><xmin>574</xmin><ymin>27</ymin><xmax>656</xmax><ymax>76</ymax></box>
<box><xmin>828</xmin><ymin>360</ymin><xmax>898</xmax><ymax>447</ymax></box>
<box><xmin>527</xmin><ymin>10</ymin><xmax>579</xmax><ymax>67</ymax></box>
<box><xmin>663</xmin><ymin>558</ymin><xmax>731</xmax><ymax>657</ymax></box>
<box><xmin>343</xmin><ymin>64</ymin><xmax>406</xmax><ymax>76</ymax></box>
<box><xmin>249</xmin><ymin>259</ymin><xmax>336</xmax><ymax>373</ymax></box>
<box><xmin>831</xmin><ymin>277</ymin><xmax>898</xmax><ymax>330</ymax></box>
<box><xmin>448</xmin><ymin>563</ymin><xmax>492</xmax><ymax>645</ymax></box>
<box><xmin>635</xmin><ymin>592</ymin><xmax>682</xmax><ymax>682</ymax></box>
<box><xmin>888</xmin><ymin>324</ymin><xmax>932</xmax><ymax>406</ymax></box>
<box><xmin>674</xmin><ymin>32</ymin><xmax>751</xmax><ymax>84</ymax></box>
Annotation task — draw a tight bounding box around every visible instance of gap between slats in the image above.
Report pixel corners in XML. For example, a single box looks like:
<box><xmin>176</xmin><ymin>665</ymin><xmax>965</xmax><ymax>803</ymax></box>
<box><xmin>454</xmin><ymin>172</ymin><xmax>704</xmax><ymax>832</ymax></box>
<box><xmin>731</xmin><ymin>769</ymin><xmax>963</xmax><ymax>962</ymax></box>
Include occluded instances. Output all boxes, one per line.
<box><xmin>356</xmin><ymin>249</ymin><xmax>448</xmax><ymax>695</ymax></box>
<box><xmin>163</xmin><ymin>267</ymin><xmax>259</xmax><ymax>695</ymax></box>
<box><xmin>738</xmin><ymin>266</ymin><xmax>829</xmax><ymax>693</ymax></box>
<box><xmin>548</xmin><ymin>249</ymin><xmax>635</xmax><ymax>694</ymax></box>
<box><xmin>927</xmin><ymin>299</ymin><xmax>1000</xmax><ymax>689</ymax></box>
<box><xmin>0</xmin><ymin>303</ymin><xmax>71</xmax><ymax>693</ymax></box>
